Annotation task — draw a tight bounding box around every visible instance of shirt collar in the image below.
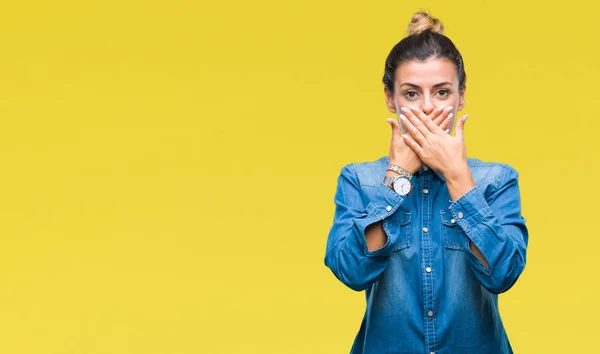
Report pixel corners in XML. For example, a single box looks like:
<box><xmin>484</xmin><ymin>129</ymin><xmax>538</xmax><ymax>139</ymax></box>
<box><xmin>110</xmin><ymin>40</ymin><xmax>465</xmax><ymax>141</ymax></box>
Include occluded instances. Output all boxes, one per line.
<box><xmin>382</xmin><ymin>156</ymin><xmax>445</xmax><ymax>182</ymax></box>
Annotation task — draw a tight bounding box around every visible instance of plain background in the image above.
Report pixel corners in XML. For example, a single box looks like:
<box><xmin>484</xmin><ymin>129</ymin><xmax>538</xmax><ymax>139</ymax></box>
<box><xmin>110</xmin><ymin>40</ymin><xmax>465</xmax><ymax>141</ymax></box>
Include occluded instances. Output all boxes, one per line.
<box><xmin>0</xmin><ymin>0</ymin><xmax>598</xmax><ymax>353</ymax></box>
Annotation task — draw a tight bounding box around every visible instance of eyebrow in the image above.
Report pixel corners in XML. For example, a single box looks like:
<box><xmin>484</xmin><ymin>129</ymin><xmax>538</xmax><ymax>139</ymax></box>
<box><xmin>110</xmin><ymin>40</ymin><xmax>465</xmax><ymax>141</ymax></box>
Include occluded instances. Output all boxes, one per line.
<box><xmin>399</xmin><ymin>82</ymin><xmax>453</xmax><ymax>89</ymax></box>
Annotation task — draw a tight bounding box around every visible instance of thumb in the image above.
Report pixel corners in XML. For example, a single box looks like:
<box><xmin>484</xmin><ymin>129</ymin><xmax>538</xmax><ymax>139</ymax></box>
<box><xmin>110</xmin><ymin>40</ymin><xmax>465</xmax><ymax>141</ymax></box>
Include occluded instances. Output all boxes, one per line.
<box><xmin>386</xmin><ymin>118</ymin><xmax>402</xmax><ymax>137</ymax></box>
<box><xmin>455</xmin><ymin>114</ymin><xmax>469</xmax><ymax>140</ymax></box>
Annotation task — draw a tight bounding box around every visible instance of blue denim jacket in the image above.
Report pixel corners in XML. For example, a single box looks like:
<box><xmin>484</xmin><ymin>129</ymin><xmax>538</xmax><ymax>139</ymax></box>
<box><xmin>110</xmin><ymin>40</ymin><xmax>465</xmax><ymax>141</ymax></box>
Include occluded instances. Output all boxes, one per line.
<box><xmin>324</xmin><ymin>155</ymin><xmax>528</xmax><ymax>354</ymax></box>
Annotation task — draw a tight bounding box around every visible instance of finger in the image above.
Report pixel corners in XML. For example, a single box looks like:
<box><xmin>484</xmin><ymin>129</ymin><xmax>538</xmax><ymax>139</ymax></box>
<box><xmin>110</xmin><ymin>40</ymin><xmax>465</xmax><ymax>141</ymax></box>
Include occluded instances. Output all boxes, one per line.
<box><xmin>409</xmin><ymin>105</ymin><xmax>445</xmax><ymax>136</ymax></box>
<box><xmin>455</xmin><ymin>114</ymin><xmax>469</xmax><ymax>140</ymax></box>
<box><xmin>400</xmin><ymin>106</ymin><xmax>432</xmax><ymax>138</ymax></box>
<box><xmin>386</xmin><ymin>118</ymin><xmax>402</xmax><ymax>139</ymax></box>
<box><xmin>402</xmin><ymin>132</ymin><xmax>424</xmax><ymax>157</ymax></box>
<box><xmin>440</xmin><ymin>113</ymin><xmax>454</xmax><ymax>133</ymax></box>
<box><xmin>399</xmin><ymin>113</ymin><xmax>427</xmax><ymax>146</ymax></box>
<box><xmin>433</xmin><ymin>106</ymin><xmax>453</xmax><ymax>126</ymax></box>
<box><xmin>407</xmin><ymin>105</ymin><xmax>430</xmax><ymax>122</ymax></box>
<box><xmin>429</xmin><ymin>106</ymin><xmax>445</xmax><ymax>124</ymax></box>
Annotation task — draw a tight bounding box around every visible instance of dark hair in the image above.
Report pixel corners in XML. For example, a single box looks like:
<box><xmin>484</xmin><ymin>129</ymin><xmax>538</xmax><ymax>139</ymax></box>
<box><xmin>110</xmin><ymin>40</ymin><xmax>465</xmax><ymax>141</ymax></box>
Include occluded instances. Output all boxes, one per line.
<box><xmin>382</xmin><ymin>12</ymin><xmax>466</xmax><ymax>94</ymax></box>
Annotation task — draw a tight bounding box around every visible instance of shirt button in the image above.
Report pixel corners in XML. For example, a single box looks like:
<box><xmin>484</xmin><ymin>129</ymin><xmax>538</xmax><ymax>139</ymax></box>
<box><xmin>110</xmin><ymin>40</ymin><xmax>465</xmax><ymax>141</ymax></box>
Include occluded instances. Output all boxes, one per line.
<box><xmin>458</xmin><ymin>212</ymin><xmax>464</xmax><ymax>219</ymax></box>
<box><xmin>423</xmin><ymin>165</ymin><xmax>429</xmax><ymax>171</ymax></box>
<box><xmin>425</xmin><ymin>267</ymin><xmax>432</xmax><ymax>273</ymax></box>
<box><xmin>423</xmin><ymin>188</ymin><xmax>429</xmax><ymax>194</ymax></box>
<box><xmin>428</xmin><ymin>310</ymin><xmax>434</xmax><ymax>317</ymax></box>
<box><xmin>422</xmin><ymin>227</ymin><xmax>428</xmax><ymax>232</ymax></box>
<box><xmin>386</xmin><ymin>205</ymin><xmax>392</xmax><ymax>211</ymax></box>
<box><xmin>430</xmin><ymin>352</ymin><xmax>436</xmax><ymax>354</ymax></box>
<box><xmin>451</xmin><ymin>219</ymin><xmax>456</xmax><ymax>224</ymax></box>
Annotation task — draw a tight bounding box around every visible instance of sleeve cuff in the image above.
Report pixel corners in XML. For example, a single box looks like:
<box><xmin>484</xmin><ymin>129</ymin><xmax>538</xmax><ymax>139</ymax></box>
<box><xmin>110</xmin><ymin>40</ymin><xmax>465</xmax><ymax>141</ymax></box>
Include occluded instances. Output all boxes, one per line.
<box><xmin>352</xmin><ymin>181</ymin><xmax>407</xmax><ymax>257</ymax></box>
<box><xmin>448</xmin><ymin>184</ymin><xmax>493</xmax><ymax>232</ymax></box>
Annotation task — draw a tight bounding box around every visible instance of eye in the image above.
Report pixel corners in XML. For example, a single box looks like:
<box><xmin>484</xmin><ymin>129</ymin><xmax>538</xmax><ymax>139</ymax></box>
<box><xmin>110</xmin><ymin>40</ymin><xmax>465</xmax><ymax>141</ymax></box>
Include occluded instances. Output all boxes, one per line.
<box><xmin>437</xmin><ymin>89</ymin><xmax>451</xmax><ymax>97</ymax></box>
<box><xmin>404</xmin><ymin>91</ymin><xmax>419</xmax><ymax>100</ymax></box>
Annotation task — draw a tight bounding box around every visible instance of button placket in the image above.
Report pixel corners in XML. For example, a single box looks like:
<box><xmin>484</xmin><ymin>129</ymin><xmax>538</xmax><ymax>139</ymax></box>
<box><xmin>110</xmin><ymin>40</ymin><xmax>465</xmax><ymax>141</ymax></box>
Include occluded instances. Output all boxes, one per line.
<box><xmin>420</xmin><ymin>173</ymin><xmax>436</xmax><ymax>352</ymax></box>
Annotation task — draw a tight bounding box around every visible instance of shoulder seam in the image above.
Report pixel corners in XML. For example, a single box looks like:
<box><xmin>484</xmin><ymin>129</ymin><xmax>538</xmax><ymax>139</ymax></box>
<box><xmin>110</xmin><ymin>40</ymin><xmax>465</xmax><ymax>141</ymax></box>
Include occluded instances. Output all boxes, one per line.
<box><xmin>496</xmin><ymin>163</ymin><xmax>518</xmax><ymax>190</ymax></box>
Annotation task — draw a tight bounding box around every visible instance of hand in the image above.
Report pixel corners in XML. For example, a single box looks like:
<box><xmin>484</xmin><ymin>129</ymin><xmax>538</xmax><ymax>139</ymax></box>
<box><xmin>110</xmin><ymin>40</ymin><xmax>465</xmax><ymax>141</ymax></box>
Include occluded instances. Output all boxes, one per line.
<box><xmin>386</xmin><ymin>106</ymin><xmax>454</xmax><ymax>175</ymax></box>
<box><xmin>399</xmin><ymin>105</ymin><xmax>469</xmax><ymax>179</ymax></box>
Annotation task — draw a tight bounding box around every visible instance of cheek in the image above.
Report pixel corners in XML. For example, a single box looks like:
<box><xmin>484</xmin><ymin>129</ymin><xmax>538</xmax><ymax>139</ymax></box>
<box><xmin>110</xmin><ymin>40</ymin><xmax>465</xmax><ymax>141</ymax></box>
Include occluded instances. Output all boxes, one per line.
<box><xmin>395</xmin><ymin>96</ymin><xmax>412</xmax><ymax>106</ymax></box>
<box><xmin>444</xmin><ymin>95</ymin><xmax>460</xmax><ymax>108</ymax></box>
<box><xmin>394</xmin><ymin>97</ymin><xmax>415</xmax><ymax>113</ymax></box>
<box><xmin>430</xmin><ymin>97</ymin><xmax>458</xmax><ymax>111</ymax></box>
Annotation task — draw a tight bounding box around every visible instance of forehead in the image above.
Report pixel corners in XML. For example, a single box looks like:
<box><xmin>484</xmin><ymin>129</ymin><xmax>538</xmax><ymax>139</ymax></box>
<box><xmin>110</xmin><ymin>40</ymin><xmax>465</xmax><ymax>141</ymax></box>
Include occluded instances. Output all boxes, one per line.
<box><xmin>395</xmin><ymin>57</ymin><xmax>458</xmax><ymax>87</ymax></box>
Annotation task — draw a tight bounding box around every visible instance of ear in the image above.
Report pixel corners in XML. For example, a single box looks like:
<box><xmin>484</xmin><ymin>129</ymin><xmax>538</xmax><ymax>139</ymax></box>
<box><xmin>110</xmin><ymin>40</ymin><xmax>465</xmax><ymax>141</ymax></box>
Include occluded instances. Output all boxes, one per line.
<box><xmin>384</xmin><ymin>87</ymin><xmax>397</xmax><ymax>113</ymax></box>
<box><xmin>457</xmin><ymin>86</ymin><xmax>466</xmax><ymax>111</ymax></box>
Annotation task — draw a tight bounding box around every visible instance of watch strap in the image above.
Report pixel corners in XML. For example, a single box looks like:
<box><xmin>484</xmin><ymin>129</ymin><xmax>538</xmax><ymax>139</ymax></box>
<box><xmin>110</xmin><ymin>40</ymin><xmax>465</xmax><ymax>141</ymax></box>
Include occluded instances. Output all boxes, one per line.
<box><xmin>382</xmin><ymin>175</ymin><xmax>396</xmax><ymax>189</ymax></box>
<box><xmin>387</xmin><ymin>164</ymin><xmax>412</xmax><ymax>179</ymax></box>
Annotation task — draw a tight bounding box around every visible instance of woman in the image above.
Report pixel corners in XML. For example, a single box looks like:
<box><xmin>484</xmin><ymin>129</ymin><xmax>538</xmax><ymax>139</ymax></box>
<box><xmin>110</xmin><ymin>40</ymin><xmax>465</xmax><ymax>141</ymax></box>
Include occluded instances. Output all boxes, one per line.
<box><xmin>324</xmin><ymin>11</ymin><xmax>528</xmax><ymax>354</ymax></box>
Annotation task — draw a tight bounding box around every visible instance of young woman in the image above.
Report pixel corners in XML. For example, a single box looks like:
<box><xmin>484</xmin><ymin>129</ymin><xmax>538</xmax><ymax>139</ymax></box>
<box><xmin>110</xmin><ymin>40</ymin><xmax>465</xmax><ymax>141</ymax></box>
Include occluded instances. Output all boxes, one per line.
<box><xmin>324</xmin><ymin>11</ymin><xmax>528</xmax><ymax>354</ymax></box>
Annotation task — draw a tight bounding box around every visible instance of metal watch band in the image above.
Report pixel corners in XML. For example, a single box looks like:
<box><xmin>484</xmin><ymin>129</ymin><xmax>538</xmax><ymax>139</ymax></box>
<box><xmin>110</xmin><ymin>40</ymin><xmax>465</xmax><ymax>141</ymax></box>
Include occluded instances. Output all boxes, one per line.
<box><xmin>387</xmin><ymin>164</ymin><xmax>412</xmax><ymax>179</ymax></box>
<box><xmin>382</xmin><ymin>175</ymin><xmax>397</xmax><ymax>190</ymax></box>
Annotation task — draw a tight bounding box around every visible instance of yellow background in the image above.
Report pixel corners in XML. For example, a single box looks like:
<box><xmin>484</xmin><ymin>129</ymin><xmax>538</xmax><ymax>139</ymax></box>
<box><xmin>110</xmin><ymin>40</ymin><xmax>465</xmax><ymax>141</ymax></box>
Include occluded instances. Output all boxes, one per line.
<box><xmin>0</xmin><ymin>0</ymin><xmax>597</xmax><ymax>353</ymax></box>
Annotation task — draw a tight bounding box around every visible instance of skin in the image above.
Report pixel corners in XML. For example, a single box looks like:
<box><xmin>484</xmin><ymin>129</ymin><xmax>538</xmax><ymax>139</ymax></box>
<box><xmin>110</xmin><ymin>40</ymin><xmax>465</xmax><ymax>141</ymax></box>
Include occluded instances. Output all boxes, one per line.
<box><xmin>364</xmin><ymin>56</ymin><xmax>489</xmax><ymax>270</ymax></box>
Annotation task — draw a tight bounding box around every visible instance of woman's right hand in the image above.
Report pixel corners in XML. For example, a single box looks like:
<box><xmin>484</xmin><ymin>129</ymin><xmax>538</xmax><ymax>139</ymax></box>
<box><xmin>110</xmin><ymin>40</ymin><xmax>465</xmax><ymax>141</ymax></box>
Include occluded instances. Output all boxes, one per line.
<box><xmin>386</xmin><ymin>106</ymin><xmax>454</xmax><ymax>175</ymax></box>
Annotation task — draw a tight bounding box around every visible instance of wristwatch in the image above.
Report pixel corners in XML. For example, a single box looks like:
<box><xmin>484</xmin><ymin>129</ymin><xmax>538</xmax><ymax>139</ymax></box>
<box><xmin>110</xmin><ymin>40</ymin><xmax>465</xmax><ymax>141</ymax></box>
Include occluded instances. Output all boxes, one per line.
<box><xmin>382</xmin><ymin>164</ymin><xmax>413</xmax><ymax>196</ymax></box>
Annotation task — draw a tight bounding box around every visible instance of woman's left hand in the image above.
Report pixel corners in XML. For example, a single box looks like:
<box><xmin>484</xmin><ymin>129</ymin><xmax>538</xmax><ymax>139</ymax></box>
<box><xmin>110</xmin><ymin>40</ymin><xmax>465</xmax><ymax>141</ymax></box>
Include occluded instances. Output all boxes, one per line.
<box><xmin>399</xmin><ymin>105</ymin><xmax>469</xmax><ymax>180</ymax></box>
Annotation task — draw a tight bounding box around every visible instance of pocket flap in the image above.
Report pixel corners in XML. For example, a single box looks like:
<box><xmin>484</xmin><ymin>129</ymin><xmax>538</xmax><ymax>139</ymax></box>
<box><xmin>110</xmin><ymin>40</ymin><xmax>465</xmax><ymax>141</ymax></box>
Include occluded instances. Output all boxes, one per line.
<box><xmin>382</xmin><ymin>211</ymin><xmax>412</xmax><ymax>252</ymax></box>
<box><xmin>440</xmin><ymin>209</ymin><xmax>458</xmax><ymax>227</ymax></box>
<box><xmin>391</xmin><ymin>211</ymin><xmax>412</xmax><ymax>225</ymax></box>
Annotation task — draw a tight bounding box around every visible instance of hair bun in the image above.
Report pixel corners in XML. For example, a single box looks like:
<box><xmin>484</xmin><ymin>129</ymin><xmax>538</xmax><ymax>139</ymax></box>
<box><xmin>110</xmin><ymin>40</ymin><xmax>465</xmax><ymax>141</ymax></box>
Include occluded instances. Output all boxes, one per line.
<box><xmin>408</xmin><ymin>11</ymin><xmax>444</xmax><ymax>36</ymax></box>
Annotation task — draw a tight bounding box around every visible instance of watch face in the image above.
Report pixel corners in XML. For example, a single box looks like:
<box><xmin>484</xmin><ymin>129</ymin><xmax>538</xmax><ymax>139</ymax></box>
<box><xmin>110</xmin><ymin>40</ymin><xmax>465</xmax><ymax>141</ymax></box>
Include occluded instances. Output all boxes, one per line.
<box><xmin>393</xmin><ymin>176</ymin><xmax>412</xmax><ymax>195</ymax></box>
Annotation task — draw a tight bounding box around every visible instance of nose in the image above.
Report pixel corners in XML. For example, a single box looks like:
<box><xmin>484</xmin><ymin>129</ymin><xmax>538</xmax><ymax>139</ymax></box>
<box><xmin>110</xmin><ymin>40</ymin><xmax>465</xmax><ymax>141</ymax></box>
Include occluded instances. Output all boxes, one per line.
<box><xmin>421</xmin><ymin>97</ymin><xmax>435</xmax><ymax>115</ymax></box>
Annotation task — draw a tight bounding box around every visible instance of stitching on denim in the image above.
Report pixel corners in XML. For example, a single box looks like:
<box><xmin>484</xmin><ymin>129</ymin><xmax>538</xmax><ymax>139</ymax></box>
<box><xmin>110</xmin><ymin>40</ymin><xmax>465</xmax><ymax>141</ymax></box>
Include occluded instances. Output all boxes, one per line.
<box><xmin>440</xmin><ymin>210</ymin><xmax>464</xmax><ymax>250</ymax></box>
<box><xmin>339</xmin><ymin>164</ymin><xmax>355</xmax><ymax>204</ymax></box>
<box><xmin>466</xmin><ymin>226</ymin><xmax>493</xmax><ymax>275</ymax></box>
<box><xmin>385</xmin><ymin>212</ymin><xmax>411</xmax><ymax>251</ymax></box>
<box><xmin>462</xmin><ymin>206</ymin><xmax>493</xmax><ymax>232</ymax></box>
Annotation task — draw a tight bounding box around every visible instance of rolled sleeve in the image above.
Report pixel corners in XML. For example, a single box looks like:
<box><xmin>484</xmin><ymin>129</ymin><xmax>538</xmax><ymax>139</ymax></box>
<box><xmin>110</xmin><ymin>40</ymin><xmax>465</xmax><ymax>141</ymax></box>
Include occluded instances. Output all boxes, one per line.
<box><xmin>447</xmin><ymin>165</ymin><xmax>528</xmax><ymax>294</ymax></box>
<box><xmin>324</xmin><ymin>164</ymin><xmax>407</xmax><ymax>291</ymax></box>
<box><xmin>353</xmin><ymin>181</ymin><xmax>406</xmax><ymax>257</ymax></box>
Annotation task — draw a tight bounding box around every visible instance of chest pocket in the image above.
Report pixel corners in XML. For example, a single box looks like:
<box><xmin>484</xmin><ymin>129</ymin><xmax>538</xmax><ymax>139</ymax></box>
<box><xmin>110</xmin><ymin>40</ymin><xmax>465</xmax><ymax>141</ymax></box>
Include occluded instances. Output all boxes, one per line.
<box><xmin>382</xmin><ymin>211</ymin><xmax>412</xmax><ymax>251</ymax></box>
<box><xmin>440</xmin><ymin>210</ymin><xmax>467</xmax><ymax>250</ymax></box>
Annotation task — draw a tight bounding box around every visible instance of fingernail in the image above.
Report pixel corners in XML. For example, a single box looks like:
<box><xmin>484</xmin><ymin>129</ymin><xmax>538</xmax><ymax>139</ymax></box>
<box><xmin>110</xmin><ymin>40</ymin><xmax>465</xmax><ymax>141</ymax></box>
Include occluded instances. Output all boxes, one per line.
<box><xmin>437</xmin><ymin>105</ymin><xmax>445</xmax><ymax>111</ymax></box>
<box><xmin>409</xmin><ymin>105</ymin><xmax>418</xmax><ymax>111</ymax></box>
<box><xmin>399</xmin><ymin>114</ymin><xmax>407</xmax><ymax>121</ymax></box>
<box><xmin>445</xmin><ymin>106</ymin><xmax>453</xmax><ymax>112</ymax></box>
<box><xmin>445</xmin><ymin>128</ymin><xmax>450</xmax><ymax>134</ymax></box>
<box><xmin>400</xmin><ymin>107</ymin><xmax>410</xmax><ymax>113</ymax></box>
<box><xmin>447</xmin><ymin>113</ymin><xmax>454</xmax><ymax>119</ymax></box>
<box><xmin>463</xmin><ymin>114</ymin><xmax>469</xmax><ymax>121</ymax></box>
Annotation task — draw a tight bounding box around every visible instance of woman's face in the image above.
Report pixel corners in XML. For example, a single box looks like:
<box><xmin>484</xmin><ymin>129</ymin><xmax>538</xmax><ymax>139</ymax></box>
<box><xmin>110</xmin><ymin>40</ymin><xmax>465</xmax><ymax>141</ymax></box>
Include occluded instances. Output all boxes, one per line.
<box><xmin>384</xmin><ymin>57</ymin><xmax>466</xmax><ymax>134</ymax></box>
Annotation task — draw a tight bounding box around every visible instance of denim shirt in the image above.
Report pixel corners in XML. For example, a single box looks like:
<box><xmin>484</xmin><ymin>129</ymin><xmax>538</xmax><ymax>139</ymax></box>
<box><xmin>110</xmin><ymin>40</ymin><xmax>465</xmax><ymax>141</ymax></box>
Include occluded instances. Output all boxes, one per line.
<box><xmin>324</xmin><ymin>155</ymin><xmax>528</xmax><ymax>354</ymax></box>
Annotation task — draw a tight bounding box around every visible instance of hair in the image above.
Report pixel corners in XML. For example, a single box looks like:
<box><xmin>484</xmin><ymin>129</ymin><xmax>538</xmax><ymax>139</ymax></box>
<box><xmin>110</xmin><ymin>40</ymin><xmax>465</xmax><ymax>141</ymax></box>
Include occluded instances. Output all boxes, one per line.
<box><xmin>382</xmin><ymin>11</ymin><xmax>466</xmax><ymax>94</ymax></box>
